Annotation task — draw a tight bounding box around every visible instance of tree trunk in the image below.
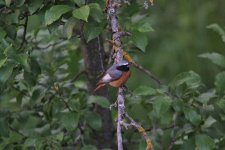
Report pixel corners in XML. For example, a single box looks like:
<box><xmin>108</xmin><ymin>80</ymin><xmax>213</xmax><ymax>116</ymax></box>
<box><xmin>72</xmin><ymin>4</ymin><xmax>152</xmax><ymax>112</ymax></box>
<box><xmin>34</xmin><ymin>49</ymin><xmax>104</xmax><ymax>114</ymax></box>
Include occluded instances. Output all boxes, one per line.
<box><xmin>81</xmin><ymin>36</ymin><xmax>115</xmax><ymax>149</ymax></box>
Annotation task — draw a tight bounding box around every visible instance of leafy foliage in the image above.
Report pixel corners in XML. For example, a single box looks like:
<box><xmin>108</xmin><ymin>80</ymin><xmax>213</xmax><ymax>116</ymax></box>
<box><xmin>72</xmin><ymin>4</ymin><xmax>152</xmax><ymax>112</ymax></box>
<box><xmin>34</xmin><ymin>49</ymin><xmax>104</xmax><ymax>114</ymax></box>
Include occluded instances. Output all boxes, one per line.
<box><xmin>0</xmin><ymin>0</ymin><xmax>225</xmax><ymax>150</ymax></box>
<box><xmin>199</xmin><ymin>52</ymin><xmax>225</xmax><ymax>68</ymax></box>
<box><xmin>45</xmin><ymin>5</ymin><xmax>72</xmax><ymax>25</ymax></box>
<box><xmin>72</xmin><ymin>5</ymin><xmax>90</xmax><ymax>22</ymax></box>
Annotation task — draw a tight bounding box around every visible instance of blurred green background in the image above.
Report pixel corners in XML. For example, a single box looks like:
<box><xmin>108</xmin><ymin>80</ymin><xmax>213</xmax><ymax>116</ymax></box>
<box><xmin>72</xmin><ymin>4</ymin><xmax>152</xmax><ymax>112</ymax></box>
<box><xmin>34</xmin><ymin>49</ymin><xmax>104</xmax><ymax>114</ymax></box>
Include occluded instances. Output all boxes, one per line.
<box><xmin>126</xmin><ymin>0</ymin><xmax>225</xmax><ymax>88</ymax></box>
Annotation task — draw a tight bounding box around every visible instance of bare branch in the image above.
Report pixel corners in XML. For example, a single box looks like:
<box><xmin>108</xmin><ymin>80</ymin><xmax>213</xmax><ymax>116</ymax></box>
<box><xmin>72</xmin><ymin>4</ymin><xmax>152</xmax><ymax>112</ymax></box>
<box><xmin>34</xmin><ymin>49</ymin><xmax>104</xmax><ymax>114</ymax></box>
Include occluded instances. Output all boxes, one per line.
<box><xmin>131</xmin><ymin>61</ymin><xmax>164</xmax><ymax>85</ymax></box>
<box><xmin>107</xmin><ymin>0</ymin><xmax>125</xmax><ymax>149</ymax></box>
<box><xmin>117</xmin><ymin>88</ymin><xmax>125</xmax><ymax>150</ymax></box>
<box><xmin>107</xmin><ymin>0</ymin><xmax>154</xmax><ymax>149</ymax></box>
<box><xmin>71</xmin><ymin>70</ymin><xmax>88</xmax><ymax>82</ymax></box>
<box><xmin>145</xmin><ymin>124</ymin><xmax>176</xmax><ymax>132</ymax></box>
<box><xmin>122</xmin><ymin>50</ymin><xmax>164</xmax><ymax>85</ymax></box>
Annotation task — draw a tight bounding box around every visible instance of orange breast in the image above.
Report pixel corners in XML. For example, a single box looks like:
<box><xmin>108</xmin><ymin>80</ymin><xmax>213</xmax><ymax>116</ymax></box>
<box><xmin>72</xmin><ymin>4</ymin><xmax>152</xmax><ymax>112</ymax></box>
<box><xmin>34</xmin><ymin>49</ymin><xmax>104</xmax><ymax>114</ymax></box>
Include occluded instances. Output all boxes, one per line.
<box><xmin>109</xmin><ymin>71</ymin><xmax>131</xmax><ymax>87</ymax></box>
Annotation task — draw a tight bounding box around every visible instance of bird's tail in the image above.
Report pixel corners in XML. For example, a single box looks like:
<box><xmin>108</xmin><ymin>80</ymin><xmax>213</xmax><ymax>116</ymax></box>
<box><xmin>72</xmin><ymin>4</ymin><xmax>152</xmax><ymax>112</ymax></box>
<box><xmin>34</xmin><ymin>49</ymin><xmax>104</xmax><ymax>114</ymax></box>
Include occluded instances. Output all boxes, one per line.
<box><xmin>93</xmin><ymin>83</ymin><xmax>106</xmax><ymax>93</ymax></box>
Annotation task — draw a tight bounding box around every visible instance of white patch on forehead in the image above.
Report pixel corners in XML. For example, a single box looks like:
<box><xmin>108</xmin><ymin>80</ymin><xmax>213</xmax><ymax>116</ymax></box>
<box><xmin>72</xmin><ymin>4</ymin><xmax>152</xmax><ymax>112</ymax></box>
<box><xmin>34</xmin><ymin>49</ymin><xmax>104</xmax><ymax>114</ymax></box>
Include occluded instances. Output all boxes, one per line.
<box><xmin>102</xmin><ymin>73</ymin><xmax>112</xmax><ymax>82</ymax></box>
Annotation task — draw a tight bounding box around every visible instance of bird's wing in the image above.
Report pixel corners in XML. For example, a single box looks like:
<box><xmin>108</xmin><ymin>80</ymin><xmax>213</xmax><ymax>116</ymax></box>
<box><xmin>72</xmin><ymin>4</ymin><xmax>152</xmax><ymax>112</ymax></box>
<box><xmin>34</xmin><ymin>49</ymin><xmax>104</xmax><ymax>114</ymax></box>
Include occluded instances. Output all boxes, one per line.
<box><xmin>97</xmin><ymin>70</ymin><xmax>122</xmax><ymax>85</ymax></box>
<box><xmin>106</xmin><ymin>65</ymin><xmax>123</xmax><ymax>79</ymax></box>
<box><xmin>96</xmin><ymin>64</ymin><xmax>123</xmax><ymax>85</ymax></box>
<box><xmin>101</xmin><ymin>73</ymin><xmax>114</xmax><ymax>83</ymax></box>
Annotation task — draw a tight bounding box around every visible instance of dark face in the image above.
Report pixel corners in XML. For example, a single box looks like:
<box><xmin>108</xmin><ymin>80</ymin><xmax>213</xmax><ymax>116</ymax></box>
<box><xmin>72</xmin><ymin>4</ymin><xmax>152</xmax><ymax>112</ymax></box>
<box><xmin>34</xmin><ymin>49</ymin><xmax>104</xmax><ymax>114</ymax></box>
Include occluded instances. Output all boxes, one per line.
<box><xmin>116</xmin><ymin>65</ymin><xmax>129</xmax><ymax>72</ymax></box>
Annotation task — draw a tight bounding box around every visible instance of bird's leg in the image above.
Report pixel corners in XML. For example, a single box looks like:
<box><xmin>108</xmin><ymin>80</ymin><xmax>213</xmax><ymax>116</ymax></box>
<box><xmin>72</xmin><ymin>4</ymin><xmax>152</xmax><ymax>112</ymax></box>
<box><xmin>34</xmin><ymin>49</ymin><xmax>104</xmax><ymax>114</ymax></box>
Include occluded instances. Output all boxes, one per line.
<box><xmin>121</xmin><ymin>85</ymin><xmax>128</xmax><ymax>91</ymax></box>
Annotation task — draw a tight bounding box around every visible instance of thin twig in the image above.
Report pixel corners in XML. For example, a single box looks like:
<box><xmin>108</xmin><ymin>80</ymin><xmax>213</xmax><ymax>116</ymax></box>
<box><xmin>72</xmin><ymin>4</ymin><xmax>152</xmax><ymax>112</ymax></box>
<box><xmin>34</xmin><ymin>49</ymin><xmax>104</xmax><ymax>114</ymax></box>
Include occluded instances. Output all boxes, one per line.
<box><xmin>71</xmin><ymin>70</ymin><xmax>88</xmax><ymax>82</ymax></box>
<box><xmin>108</xmin><ymin>45</ymin><xmax>163</xmax><ymax>85</ymax></box>
<box><xmin>53</xmin><ymin>84</ymin><xmax>73</xmax><ymax>112</ymax></box>
<box><xmin>19</xmin><ymin>13</ymin><xmax>28</xmax><ymax>50</ymax></box>
<box><xmin>123</xmin><ymin>50</ymin><xmax>163</xmax><ymax>85</ymax></box>
<box><xmin>36</xmin><ymin>41</ymin><xmax>62</xmax><ymax>49</ymax></box>
<box><xmin>61</xmin><ymin>98</ymin><xmax>73</xmax><ymax>112</ymax></box>
<box><xmin>145</xmin><ymin>124</ymin><xmax>176</xmax><ymax>132</ymax></box>
<box><xmin>131</xmin><ymin>61</ymin><xmax>164</xmax><ymax>85</ymax></box>
<box><xmin>9</xmin><ymin>125</ymin><xmax>26</xmax><ymax>137</ymax></box>
<box><xmin>97</xmin><ymin>36</ymin><xmax>105</xmax><ymax>71</ymax></box>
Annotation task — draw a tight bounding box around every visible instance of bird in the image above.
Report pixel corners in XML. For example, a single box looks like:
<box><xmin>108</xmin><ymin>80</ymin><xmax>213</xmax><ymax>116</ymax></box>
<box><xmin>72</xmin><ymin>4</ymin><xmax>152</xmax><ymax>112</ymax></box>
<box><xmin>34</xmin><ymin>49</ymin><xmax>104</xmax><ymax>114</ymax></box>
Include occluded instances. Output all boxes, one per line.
<box><xmin>94</xmin><ymin>59</ymin><xmax>131</xmax><ymax>92</ymax></box>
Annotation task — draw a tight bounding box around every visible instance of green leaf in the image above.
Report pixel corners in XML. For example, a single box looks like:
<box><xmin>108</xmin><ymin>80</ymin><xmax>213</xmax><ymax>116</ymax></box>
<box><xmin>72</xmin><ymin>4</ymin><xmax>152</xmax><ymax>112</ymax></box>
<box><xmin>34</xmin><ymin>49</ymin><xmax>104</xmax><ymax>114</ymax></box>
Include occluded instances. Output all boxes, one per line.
<box><xmin>30</xmin><ymin>57</ymin><xmax>41</xmax><ymax>76</ymax></box>
<box><xmin>27</xmin><ymin>15</ymin><xmax>42</xmax><ymax>32</ymax></box>
<box><xmin>31</xmin><ymin>88</ymin><xmax>45</xmax><ymax>102</ymax></box>
<box><xmin>63</xmin><ymin>19</ymin><xmax>76</xmax><ymax>39</ymax></box>
<box><xmin>129</xmin><ymin>104</ymin><xmax>148</xmax><ymax>120</ymax></box>
<box><xmin>172</xmin><ymin>99</ymin><xmax>184</xmax><ymax>112</ymax></box>
<box><xmin>184</xmin><ymin>107</ymin><xmax>201</xmax><ymax>125</ymax></box>
<box><xmin>153</xmin><ymin>95</ymin><xmax>172</xmax><ymax>117</ymax></box>
<box><xmin>60</xmin><ymin>111</ymin><xmax>80</xmax><ymax>131</ymax></box>
<box><xmin>5</xmin><ymin>0</ymin><xmax>12</xmax><ymax>7</ymax></box>
<box><xmin>86</xmin><ymin>111</ymin><xmax>102</xmax><ymax>130</ymax></box>
<box><xmin>14</xmin><ymin>54</ymin><xmax>31</xmax><ymax>72</ymax></box>
<box><xmin>24</xmin><ymin>71</ymin><xmax>36</xmax><ymax>86</ymax></box>
<box><xmin>199</xmin><ymin>52</ymin><xmax>225</xmax><ymax>68</ymax></box>
<box><xmin>83</xmin><ymin>22</ymin><xmax>103</xmax><ymax>42</ymax></box>
<box><xmin>0</xmin><ymin>27</ymin><xmax>6</xmax><ymax>39</ymax></box>
<box><xmin>170</xmin><ymin>71</ymin><xmax>202</xmax><ymax>93</ymax></box>
<box><xmin>0</xmin><ymin>118</ymin><xmax>10</xmax><ymax>137</ymax></box>
<box><xmin>137</xmin><ymin>22</ymin><xmax>154</xmax><ymax>32</ymax></box>
<box><xmin>88</xmin><ymin>96</ymin><xmax>110</xmax><ymax>108</ymax></box>
<box><xmin>14</xmin><ymin>0</ymin><xmax>25</xmax><ymax>7</ymax></box>
<box><xmin>201</xmin><ymin>116</ymin><xmax>216</xmax><ymax>129</ymax></box>
<box><xmin>196</xmin><ymin>90</ymin><xmax>216</xmax><ymax>104</ymax></box>
<box><xmin>180</xmin><ymin>137</ymin><xmax>195</xmax><ymax>150</ymax></box>
<box><xmin>34</xmin><ymin>124</ymin><xmax>50</xmax><ymax>134</ymax></box>
<box><xmin>217</xmin><ymin>99</ymin><xmax>225</xmax><ymax>113</ymax></box>
<box><xmin>195</xmin><ymin>134</ymin><xmax>215</xmax><ymax>150</ymax></box>
<box><xmin>0</xmin><ymin>57</ymin><xmax>7</xmax><ymax>68</ymax></box>
<box><xmin>0</xmin><ymin>64</ymin><xmax>13</xmax><ymax>83</ymax></box>
<box><xmin>81</xmin><ymin>145</ymin><xmax>97</xmax><ymax>150</ymax></box>
<box><xmin>139</xmin><ymin>140</ymin><xmax>147</xmax><ymax>150</ymax></box>
<box><xmin>134</xmin><ymin>86</ymin><xmax>157</xmax><ymax>96</ymax></box>
<box><xmin>215</xmin><ymin>71</ymin><xmax>225</xmax><ymax>94</ymax></box>
<box><xmin>72</xmin><ymin>5</ymin><xmax>90</xmax><ymax>22</ymax></box>
<box><xmin>72</xmin><ymin>0</ymin><xmax>85</xmax><ymax>6</ymax></box>
<box><xmin>132</xmin><ymin>31</ymin><xmax>148</xmax><ymax>52</ymax></box>
<box><xmin>45</xmin><ymin>5</ymin><xmax>72</xmax><ymax>25</ymax></box>
<box><xmin>74</xmin><ymin>80</ymin><xmax>88</xmax><ymax>89</ymax></box>
<box><xmin>55</xmin><ymin>132</ymin><xmax>64</xmax><ymax>142</ymax></box>
<box><xmin>4</xmin><ymin>44</ymin><xmax>13</xmax><ymax>55</ymax></box>
<box><xmin>24</xmin><ymin>138</ymin><xmax>36</xmax><ymax>147</ymax></box>
<box><xmin>207</xmin><ymin>24</ymin><xmax>225</xmax><ymax>36</ymax></box>
<box><xmin>89</xmin><ymin>3</ymin><xmax>103</xmax><ymax>22</ymax></box>
<box><xmin>28</xmin><ymin>0</ymin><xmax>43</xmax><ymax>14</ymax></box>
